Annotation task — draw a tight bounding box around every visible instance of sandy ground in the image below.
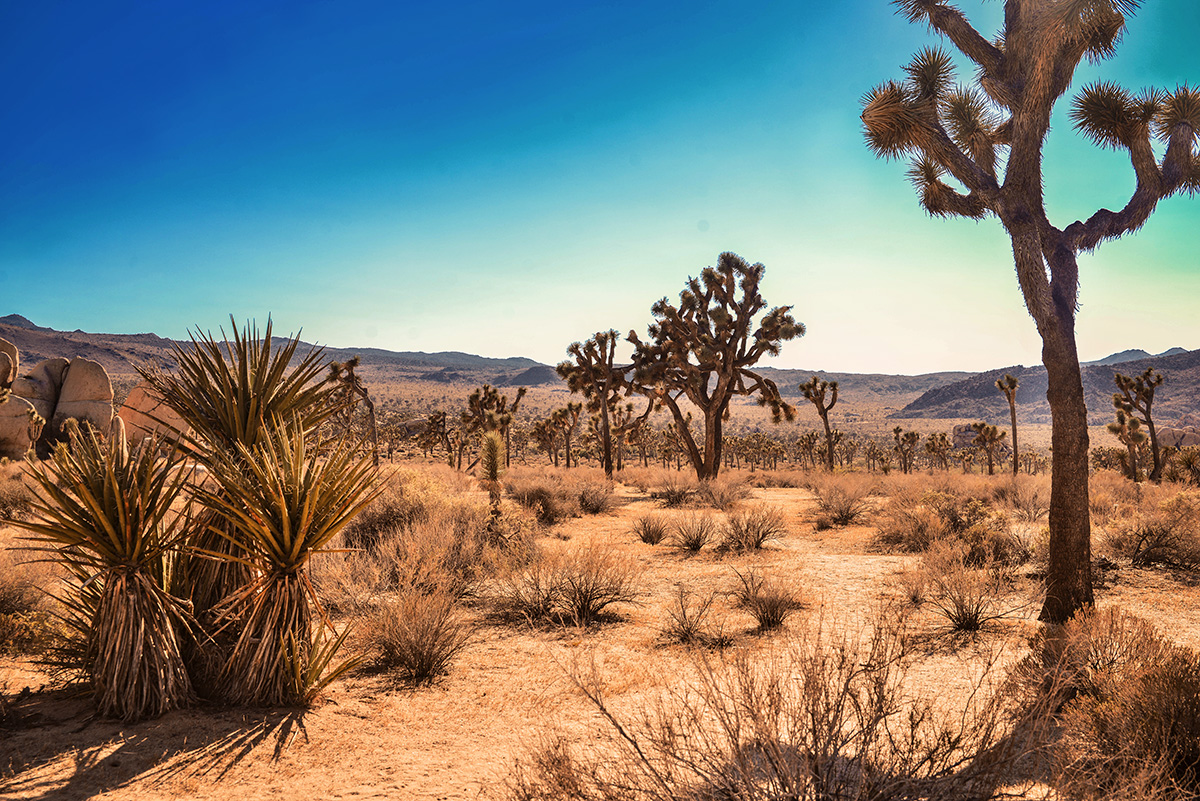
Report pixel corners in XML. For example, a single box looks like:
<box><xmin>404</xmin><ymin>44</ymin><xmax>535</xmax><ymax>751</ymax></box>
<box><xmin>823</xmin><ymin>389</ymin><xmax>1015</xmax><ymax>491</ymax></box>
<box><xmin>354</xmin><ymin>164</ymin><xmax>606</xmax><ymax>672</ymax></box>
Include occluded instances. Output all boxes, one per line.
<box><xmin>4</xmin><ymin>472</ymin><xmax>1200</xmax><ymax>800</ymax></box>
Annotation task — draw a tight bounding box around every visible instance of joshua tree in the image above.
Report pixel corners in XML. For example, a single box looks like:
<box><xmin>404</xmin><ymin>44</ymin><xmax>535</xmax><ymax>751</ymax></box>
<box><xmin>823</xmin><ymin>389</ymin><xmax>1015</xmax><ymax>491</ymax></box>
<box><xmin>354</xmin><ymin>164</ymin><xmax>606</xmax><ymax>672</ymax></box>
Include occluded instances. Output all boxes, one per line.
<box><xmin>629</xmin><ymin>252</ymin><xmax>803</xmax><ymax>480</ymax></box>
<box><xmin>1113</xmin><ymin>367</ymin><xmax>1165</xmax><ymax>481</ymax></box>
<box><xmin>1107</xmin><ymin>406</ymin><xmax>1148</xmax><ymax>482</ymax></box>
<box><xmin>892</xmin><ymin>426</ymin><xmax>921</xmax><ymax>474</ymax></box>
<box><xmin>800</xmin><ymin>376</ymin><xmax>839</xmax><ymax>471</ymax></box>
<box><xmin>995</xmin><ymin>374</ymin><xmax>1019</xmax><ymax>477</ymax></box>
<box><xmin>461</xmin><ymin>384</ymin><xmax>526</xmax><ymax>468</ymax></box>
<box><xmin>925</xmin><ymin>431</ymin><xmax>953</xmax><ymax>471</ymax></box>
<box><xmin>531</xmin><ymin>417</ymin><xmax>561</xmax><ymax>466</ymax></box>
<box><xmin>550</xmin><ymin>403</ymin><xmax>583</xmax><ymax>468</ymax></box>
<box><xmin>861</xmin><ymin>1</ymin><xmax>1198</xmax><ymax>622</ymax></box>
<box><xmin>557</xmin><ymin>330</ymin><xmax>653</xmax><ymax>478</ymax></box>
<box><xmin>971</xmin><ymin>421</ymin><xmax>1007</xmax><ymax>476</ymax></box>
<box><xmin>328</xmin><ymin>355</ymin><xmax>379</xmax><ymax>467</ymax></box>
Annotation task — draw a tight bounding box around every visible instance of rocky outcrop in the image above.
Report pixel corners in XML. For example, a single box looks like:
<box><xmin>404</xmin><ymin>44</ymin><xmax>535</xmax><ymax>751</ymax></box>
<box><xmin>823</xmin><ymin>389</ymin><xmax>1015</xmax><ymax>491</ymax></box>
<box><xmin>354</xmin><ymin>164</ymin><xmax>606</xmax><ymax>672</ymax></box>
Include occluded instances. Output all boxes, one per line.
<box><xmin>1157</xmin><ymin>426</ymin><xmax>1200</xmax><ymax>449</ymax></box>
<box><xmin>119</xmin><ymin>382</ymin><xmax>190</xmax><ymax>445</ymax></box>
<box><xmin>0</xmin><ymin>338</ymin><xmax>116</xmax><ymax>457</ymax></box>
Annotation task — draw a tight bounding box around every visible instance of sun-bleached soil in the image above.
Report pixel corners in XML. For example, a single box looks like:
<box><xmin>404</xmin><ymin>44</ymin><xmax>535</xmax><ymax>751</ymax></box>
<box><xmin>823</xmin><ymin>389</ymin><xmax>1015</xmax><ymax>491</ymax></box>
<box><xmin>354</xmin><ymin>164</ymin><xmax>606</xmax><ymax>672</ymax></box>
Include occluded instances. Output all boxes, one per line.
<box><xmin>4</xmin><ymin>466</ymin><xmax>1200</xmax><ymax>800</ymax></box>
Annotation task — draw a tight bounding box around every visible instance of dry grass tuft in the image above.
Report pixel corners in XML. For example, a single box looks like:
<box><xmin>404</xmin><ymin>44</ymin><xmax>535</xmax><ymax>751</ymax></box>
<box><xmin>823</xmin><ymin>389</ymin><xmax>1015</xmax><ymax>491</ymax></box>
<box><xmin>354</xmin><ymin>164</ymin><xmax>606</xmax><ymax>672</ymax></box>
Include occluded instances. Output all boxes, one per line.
<box><xmin>630</xmin><ymin>513</ymin><xmax>669</xmax><ymax>545</ymax></box>
<box><xmin>718</xmin><ymin>504</ymin><xmax>787</xmax><ymax>552</ymax></box>
<box><xmin>809</xmin><ymin>473</ymin><xmax>874</xmax><ymax>529</ymax></box>
<box><xmin>696</xmin><ymin>476</ymin><xmax>749</xmax><ymax>510</ymax></box>
<box><xmin>360</xmin><ymin>589</ymin><xmax>473</xmax><ymax>684</ymax></box>
<box><xmin>731</xmin><ymin>568</ymin><xmax>803</xmax><ymax>632</ymax></box>
<box><xmin>498</xmin><ymin>545</ymin><xmax>642</xmax><ymax>626</ymax></box>
<box><xmin>670</xmin><ymin>512</ymin><xmax>718</xmax><ymax>553</ymax></box>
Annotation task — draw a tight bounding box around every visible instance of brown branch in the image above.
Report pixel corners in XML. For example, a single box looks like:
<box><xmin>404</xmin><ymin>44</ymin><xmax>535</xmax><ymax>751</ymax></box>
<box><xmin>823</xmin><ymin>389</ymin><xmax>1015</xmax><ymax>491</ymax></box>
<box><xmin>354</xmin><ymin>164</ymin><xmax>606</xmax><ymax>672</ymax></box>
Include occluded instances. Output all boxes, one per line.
<box><xmin>924</xmin><ymin>3</ymin><xmax>1004</xmax><ymax>79</ymax></box>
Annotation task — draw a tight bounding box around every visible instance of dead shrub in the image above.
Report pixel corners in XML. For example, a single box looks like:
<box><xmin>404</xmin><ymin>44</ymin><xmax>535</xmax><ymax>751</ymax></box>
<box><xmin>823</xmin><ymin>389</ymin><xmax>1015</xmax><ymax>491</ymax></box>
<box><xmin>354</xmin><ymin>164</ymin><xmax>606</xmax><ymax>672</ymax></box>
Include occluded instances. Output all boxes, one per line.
<box><xmin>660</xmin><ymin>585</ymin><xmax>726</xmax><ymax>646</ymax></box>
<box><xmin>696</xmin><ymin>476</ymin><xmax>748</xmax><ymax>510</ymax></box>
<box><xmin>994</xmin><ymin>476</ymin><xmax>1051</xmax><ymax>523</ymax></box>
<box><xmin>1009</xmin><ymin>608</ymin><xmax>1200</xmax><ymax>799</ymax></box>
<box><xmin>718</xmin><ymin>504</ymin><xmax>787</xmax><ymax>552</ymax></box>
<box><xmin>1103</xmin><ymin>490</ymin><xmax>1200</xmax><ymax>568</ymax></box>
<box><xmin>506</xmin><ymin>469</ymin><xmax>583</xmax><ymax>526</ymax></box>
<box><xmin>0</xmin><ymin>468</ymin><xmax>32</xmax><ymax>522</ymax></box>
<box><xmin>342</xmin><ymin>483</ymin><xmax>430</xmax><ymax>550</ymax></box>
<box><xmin>922</xmin><ymin>543</ymin><xmax>1013</xmax><ymax>632</ymax></box>
<box><xmin>670</xmin><ymin>512</ymin><xmax>717</xmax><ymax>553</ymax></box>
<box><xmin>361</xmin><ymin>589</ymin><xmax>473</xmax><ymax>683</ymax></box>
<box><xmin>894</xmin><ymin>566</ymin><xmax>928</xmax><ymax>607</ymax></box>
<box><xmin>875</xmin><ymin>495</ymin><xmax>948</xmax><ymax>552</ymax></box>
<box><xmin>731</xmin><ymin>568</ymin><xmax>803</xmax><ymax>631</ymax></box>
<box><xmin>509</xmin><ymin>613</ymin><xmax>1021</xmax><ymax>801</ymax></box>
<box><xmin>631</xmin><ymin>513</ymin><xmax>669</xmax><ymax>545</ymax></box>
<box><xmin>576</xmin><ymin>478</ymin><xmax>615</xmax><ymax>515</ymax></box>
<box><xmin>0</xmin><ymin>550</ymin><xmax>54</xmax><ymax>654</ymax></box>
<box><xmin>651</xmin><ymin>472</ymin><xmax>696</xmax><ymax>507</ymax></box>
<box><xmin>498</xmin><ymin>545</ymin><xmax>641</xmax><ymax>626</ymax></box>
<box><xmin>809</xmin><ymin>474</ymin><xmax>874</xmax><ymax>529</ymax></box>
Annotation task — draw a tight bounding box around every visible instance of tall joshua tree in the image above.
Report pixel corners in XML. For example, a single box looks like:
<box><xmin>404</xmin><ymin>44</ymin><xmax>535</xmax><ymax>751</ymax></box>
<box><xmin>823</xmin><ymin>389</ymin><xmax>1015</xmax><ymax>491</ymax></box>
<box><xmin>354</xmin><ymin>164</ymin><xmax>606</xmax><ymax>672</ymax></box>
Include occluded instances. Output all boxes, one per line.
<box><xmin>862</xmin><ymin>1</ymin><xmax>1199</xmax><ymax>623</ymax></box>
<box><xmin>628</xmin><ymin>252</ymin><xmax>803</xmax><ymax>480</ymax></box>
<box><xmin>1113</xmin><ymin>367</ymin><xmax>1164</xmax><ymax>482</ymax></box>
<box><xmin>996</xmin><ymin>374</ymin><xmax>1020</xmax><ymax>478</ymax></box>
<box><xmin>800</xmin><ymin>376</ymin><xmax>839</xmax><ymax>471</ymax></box>
<box><xmin>557</xmin><ymin>330</ymin><xmax>653</xmax><ymax>478</ymax></box>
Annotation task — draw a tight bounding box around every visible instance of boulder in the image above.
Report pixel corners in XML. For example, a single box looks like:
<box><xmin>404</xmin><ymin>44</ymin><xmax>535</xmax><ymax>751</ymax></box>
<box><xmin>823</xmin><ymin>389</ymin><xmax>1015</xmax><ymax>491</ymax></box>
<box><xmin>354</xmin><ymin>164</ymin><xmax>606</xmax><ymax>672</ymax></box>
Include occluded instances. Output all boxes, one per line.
<box><xmin>0</xmin><ymin>395</ymin><xmax>43</xmax><ymax>460</ymax></box>
<box><xmin>1157</xmin><ymin>426</ymin><xmax>1200</xmax><ymax>449</ymax></box>
<box><xmin>52</xmin><ymin>357</ymin><xmax>114</xmax><ymax>434</ymax></box>
<box><xmin>119</xmin><ymin>382</ymin><xmax>190</xmax><ymax>445</ymax></box>
<box><xmin>952</xmin><ymin>424</ymin><xmax>976</xmax><ymax>449</ymax></box>
<box><xmin>11</xmin><ymin>357</ymin><xmax>70</xmax><ymax>422</ymax></box>
<box><xmin>0</xmin><ymin>352</ymin><xmax>12</xmax><ymax>389</ymax></box>
<box><xmin>0</xmin><ymin>337</ymin><xmax>16</xmax><ymax>386</ymax></box>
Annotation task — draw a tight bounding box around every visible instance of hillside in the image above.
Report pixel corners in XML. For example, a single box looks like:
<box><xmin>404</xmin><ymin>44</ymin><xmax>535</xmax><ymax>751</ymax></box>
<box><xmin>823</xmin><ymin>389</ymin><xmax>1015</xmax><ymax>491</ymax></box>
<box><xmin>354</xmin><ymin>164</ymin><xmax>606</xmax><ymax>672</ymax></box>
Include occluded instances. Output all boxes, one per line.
<box><xmin>894</xmin><ymin>349</ymin><xmax>1200</xmax><ymax>425</ymax></box>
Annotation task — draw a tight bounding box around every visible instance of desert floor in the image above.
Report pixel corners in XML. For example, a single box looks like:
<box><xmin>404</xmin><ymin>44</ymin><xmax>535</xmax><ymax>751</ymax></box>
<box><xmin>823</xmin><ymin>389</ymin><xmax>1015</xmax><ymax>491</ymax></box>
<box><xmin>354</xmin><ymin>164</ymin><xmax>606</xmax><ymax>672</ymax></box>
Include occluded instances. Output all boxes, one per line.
<box><xmin>3</xmin><ymin>463</ymin><xmax>1200</xmax><ymax>801</ymax></box>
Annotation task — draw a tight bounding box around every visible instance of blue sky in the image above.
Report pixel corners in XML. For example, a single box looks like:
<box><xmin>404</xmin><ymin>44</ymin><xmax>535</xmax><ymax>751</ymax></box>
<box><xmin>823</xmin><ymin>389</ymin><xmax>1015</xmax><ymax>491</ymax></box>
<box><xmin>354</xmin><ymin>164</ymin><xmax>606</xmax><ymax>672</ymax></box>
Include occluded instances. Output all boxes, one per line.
<box><xmin>2</xmin><ymin>0</ymin><xmax>1197</xmax><ymax>374</ymax></box>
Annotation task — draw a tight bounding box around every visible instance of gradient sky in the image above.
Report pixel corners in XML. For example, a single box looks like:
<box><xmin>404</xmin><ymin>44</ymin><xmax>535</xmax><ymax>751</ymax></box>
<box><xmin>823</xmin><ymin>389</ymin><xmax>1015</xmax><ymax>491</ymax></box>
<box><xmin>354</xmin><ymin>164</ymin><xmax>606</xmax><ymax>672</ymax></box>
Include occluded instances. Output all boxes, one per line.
<box><xmin>2</xmin><ymin>1</ymin><xmax>1197</xmax><ymax>374</ymax></box>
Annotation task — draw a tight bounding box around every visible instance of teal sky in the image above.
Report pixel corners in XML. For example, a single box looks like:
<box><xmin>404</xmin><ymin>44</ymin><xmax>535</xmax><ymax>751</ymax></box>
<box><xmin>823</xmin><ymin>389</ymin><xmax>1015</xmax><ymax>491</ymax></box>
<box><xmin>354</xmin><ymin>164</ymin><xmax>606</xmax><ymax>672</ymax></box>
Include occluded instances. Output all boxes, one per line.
<box><xmin>2</xmin><ymin>1</ymin><xmax>1197</xmax><ymax>374</ymax></box>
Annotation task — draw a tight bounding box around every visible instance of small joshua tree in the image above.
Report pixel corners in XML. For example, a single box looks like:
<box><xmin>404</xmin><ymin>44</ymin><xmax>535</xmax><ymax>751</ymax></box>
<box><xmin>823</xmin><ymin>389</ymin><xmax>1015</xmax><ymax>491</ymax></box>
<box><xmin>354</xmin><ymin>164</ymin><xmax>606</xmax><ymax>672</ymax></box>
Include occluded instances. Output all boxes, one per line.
<box><xmin>1108</xmin><ymin>407</ymin><xmax>1148</xmax><ymax>482</ymax></box>
<box><xmin>557</xmin><ymin>330</ymin><xmax>653</xmax><ymax>478</ymax></box>
<box><xmin>328</xmin><ymin>355</ymin><xmax>379</xmax><ymax>467</ymax></box>
<box><xmin>800</xmin><ymin>376</ymin><xmax>839</xmax><ymax>471</ymax></box>
<box><xmin>892</xmin><ymin>427</ymin><xmax>921</xmax><ymax>474</ymax></box>
<box><xmin>1113</xmin><ymin>368</ymin><xmax>1165</xmax><ymax>482</ymax></box>
<box><xmin>995</xmin><ymin>374</ymin><xmax>1019</xmax><ymax>478</ymax></box>
<box><xmin>925</xmin><ymin>431</ymin><xmax>953</xmax><ymax>471</ymax></box>
<box><xmin>971</xmin><ymin>422</ymin><xmax>1007</xmax><ymax>476</ymax></box>
<box><xmin>629</xmin><ymin>252</ymin><xmax>803</xmax><ymax>480</ymax></box>
<box><xmin>551</xmin><ymin>403</ymin><xmax>583</xmax><ymax>468</ymax></box>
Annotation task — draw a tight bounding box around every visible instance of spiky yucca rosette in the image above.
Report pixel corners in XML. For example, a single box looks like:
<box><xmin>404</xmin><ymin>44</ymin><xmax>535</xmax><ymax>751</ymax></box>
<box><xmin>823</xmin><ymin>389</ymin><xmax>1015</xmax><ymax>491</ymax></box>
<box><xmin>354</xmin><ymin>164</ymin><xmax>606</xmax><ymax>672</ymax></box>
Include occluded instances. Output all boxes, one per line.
<box><xmin>17</xmin><ymin>427</ymin><xmax>194</xmax><ymax>721</ymax></box>
<box><xmin>195</xmin><ymin>422</ymin><xmax>379</xmax><ymax>706</ymax></box>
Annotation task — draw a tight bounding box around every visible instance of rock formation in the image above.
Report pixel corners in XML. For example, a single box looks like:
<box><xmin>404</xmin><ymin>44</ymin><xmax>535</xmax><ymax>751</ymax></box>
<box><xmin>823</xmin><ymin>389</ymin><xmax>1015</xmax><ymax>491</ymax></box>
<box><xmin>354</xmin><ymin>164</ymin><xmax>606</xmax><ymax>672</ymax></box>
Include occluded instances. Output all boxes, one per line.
<box><xmin>119</xmin><ymin>382</ymin><xmax>190</xmax><ymax>445</ymax></box>
<box><xmin>0</xmin><ymin>336</ymin><xmax>116</xmax><ymax>458</ymax></box>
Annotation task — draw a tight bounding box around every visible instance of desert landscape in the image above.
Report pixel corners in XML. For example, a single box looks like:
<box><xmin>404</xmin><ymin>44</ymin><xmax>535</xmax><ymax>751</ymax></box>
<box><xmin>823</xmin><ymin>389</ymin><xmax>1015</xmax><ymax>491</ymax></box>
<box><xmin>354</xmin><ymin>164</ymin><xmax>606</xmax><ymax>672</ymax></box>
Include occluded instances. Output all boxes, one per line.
<box><xmin>5</xmin><ymin>0</ymin><xmax>1200</xmax><ymax>799</ymax></box>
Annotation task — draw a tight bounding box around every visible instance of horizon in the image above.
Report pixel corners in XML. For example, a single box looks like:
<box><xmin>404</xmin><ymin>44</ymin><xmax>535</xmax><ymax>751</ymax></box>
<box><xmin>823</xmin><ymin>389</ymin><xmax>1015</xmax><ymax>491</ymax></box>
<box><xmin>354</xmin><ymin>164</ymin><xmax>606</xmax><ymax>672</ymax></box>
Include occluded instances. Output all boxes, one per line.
<box><xmin>3</xmin><ymin>1</ymin><xmax>1198</xmax><ymax>374</ymax></box>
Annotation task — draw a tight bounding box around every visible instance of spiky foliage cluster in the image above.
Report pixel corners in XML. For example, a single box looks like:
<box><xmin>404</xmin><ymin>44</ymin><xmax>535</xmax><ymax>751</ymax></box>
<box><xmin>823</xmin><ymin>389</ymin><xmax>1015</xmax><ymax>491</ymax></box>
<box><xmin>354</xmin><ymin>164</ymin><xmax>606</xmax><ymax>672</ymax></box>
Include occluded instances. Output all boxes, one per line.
<box><xmin>1108</xmin><ymin>407</ymin><xmax>1148</xmax><ymax>482</ymax></box>
<box><xmin>16</xmin><ymin>429</ymin><xmax>194</xmax><ymax>721</ymax></box>
<box><xmin>460</xmin><ymin>384</ymin><xmax>526</xmax><ymax>469</ymax></box>
<box><xmin>800</xmin><ymin>375</ymin><xmax>839</xmax><ymax>471</ymax></box>
<box><xmin>629</xmin><ymin>252</ymin><xmax>803</xmax><ymax>480</ymax></box>
<box><xmin>194</xmin><ymin>424</ymin><xmax>378</xmax><ymax>706</ymax></box>
<box><xmin>1113</xmin><ymin>367</ymin><xmax>1165</xmax><ymax>481</ymax></box>
<box><xmin>971</xmin><ymin>421</ymin><xmax>1008</xmax><ymax>476</ymax></box>
<box><xmin>556</xmin><ymin>330</ymin><xmax>653</xmax><ymax>478</ymax></box>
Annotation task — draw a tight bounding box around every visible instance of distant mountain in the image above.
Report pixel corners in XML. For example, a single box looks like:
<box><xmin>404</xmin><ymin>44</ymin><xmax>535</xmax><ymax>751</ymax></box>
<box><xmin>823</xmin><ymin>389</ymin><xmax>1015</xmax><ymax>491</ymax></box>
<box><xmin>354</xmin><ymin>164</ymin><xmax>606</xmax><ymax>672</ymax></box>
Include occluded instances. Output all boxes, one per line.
<box><xmin>1083</xmin><ymin>347</ymin><xmax>1188</xmax><ymax>366</ymax></box>
<box><xmin>895</xmin><ymin>349</ymin><xmax>1200</xmax><ymax>424</ymax></box>
<box><xmin>758</xmin><ymin>367</ymin><xmax>971</xmax><ymax>412</ymax></box>
<box><xmin>0</xmin><ymin>314</ymin><xmax>46</xmax><ymax>330</ymax></box>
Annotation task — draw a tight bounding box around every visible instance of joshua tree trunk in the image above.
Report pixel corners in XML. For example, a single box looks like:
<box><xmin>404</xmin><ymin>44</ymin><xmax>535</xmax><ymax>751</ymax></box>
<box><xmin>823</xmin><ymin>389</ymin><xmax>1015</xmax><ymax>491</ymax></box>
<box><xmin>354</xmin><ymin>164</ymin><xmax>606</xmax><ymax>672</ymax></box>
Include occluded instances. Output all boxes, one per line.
<box><xmin>1040</xmin><ymin>299</ymin><xmax>1094</xmax><ymax>623</ymax></box>
<box><xmin>820</xmin><ymin>413</ymin><xmax>835</xmax><ymax>472</ymax></box>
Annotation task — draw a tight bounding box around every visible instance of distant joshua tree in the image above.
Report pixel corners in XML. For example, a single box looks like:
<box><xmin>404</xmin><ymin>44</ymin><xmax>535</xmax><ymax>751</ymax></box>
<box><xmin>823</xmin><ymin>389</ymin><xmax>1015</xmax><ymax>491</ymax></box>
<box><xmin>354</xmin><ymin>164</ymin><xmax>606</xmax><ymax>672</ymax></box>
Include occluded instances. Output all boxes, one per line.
<box><xmin>551</xmin><ymin>403</ymin><xmax>583</xmax><ymax>469</ymax></box>
<box><xmin>800</xmin><ymin>376</ymin><xmax>839</xmax><ymax>471</ymax></box>
<box><xmin>995</xmin><ymin>374</ymin><xmax>1019</xmax><ymax>477</ymax></box>
<box><xmin>628</xmin><ymin>252</ymin><xmax>803</xmax><ymax>480</ymax></box>
<box><xmin>862</xmin><ymin>0</ymin><xmax>1199</xmax><ymax>622</ymax></box>
<box><xmin>1108</xmin><ymin>407</ymin><xmax>1148</xmax><ymax>482</ymax></box>
<box><xmin>557</xmin><ymin>330</ymin><xmax>652</xmax><ymax>478</ymax></box>
<box><xmin>328</xmin><ymin>355</ymin><xmax>379</xmax><ymax>467</ymax></box>
<box><xmin>1113</xmin><ymin>368</ymin><xmax>1165</xmax><ymax>482</ymax></box>
<box><xmin>924</xmin><ymin>431</ymin><xmax>952</xmax><ymax>471</ymax></box>
<box><xmin>892</xmin><ymin>426</ymin><xmax>920</xmax><ymax>474</ymax></box>
<box><xmin>971</xmin><ymin>422</ymin><xmax>1007</xmax><ymax>476</ymax></box>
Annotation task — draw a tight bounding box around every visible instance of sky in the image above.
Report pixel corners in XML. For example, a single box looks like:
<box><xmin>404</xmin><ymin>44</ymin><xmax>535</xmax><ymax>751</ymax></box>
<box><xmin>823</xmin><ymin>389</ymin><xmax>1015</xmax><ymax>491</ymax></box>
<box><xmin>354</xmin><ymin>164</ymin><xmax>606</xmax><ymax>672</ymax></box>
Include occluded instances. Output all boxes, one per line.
<box><xmin>2</xmin><ymin>0</ymin><xmax>1198</xmax><ymax>375</ymax></box>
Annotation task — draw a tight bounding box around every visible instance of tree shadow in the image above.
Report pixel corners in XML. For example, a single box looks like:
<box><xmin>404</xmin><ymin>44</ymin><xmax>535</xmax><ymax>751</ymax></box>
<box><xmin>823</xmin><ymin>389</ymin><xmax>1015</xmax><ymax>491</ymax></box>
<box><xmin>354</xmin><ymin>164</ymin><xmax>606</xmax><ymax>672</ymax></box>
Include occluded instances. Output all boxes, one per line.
<box><xmin>0</xmin><ymin>686</ymin><xmax>310</xmax><ymax>800</ymax></box>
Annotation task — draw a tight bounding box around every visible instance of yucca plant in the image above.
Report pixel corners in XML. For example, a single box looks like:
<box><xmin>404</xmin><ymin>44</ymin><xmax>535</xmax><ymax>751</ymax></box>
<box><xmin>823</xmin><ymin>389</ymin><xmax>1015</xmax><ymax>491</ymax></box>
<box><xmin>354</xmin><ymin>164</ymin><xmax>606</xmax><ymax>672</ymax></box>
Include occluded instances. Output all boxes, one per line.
<box><xmin>138</xmin><ymin>316</ymin><xmax>339</xmax><ymax>616</ymax></box>
<box><xmin>194</xmin><ymin>422</ymin><xmax>380</xmax><ymax>706</ymax></box>
<box><xmin>15</xmin><ymin>427</ymin><xmax>195</xmax><ymax>721</ymax></box>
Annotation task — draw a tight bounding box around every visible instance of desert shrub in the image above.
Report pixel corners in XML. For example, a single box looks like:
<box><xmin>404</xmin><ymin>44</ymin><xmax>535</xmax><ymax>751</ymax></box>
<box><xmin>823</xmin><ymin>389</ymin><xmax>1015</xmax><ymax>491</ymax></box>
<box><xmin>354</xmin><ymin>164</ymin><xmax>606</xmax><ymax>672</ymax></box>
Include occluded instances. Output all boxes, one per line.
<box><xmin>696</xmin><ymin>476</ymin><xmax>749</xmax><ymax>510</ymax></box>
<box><xmin>670</xmin><ymin>513</ymin><xmax>718</xmax><ymax>553</ymax></box>
<box><xmin>922</xmin><ymin>543</ymin><xmax>1012</xmax><ymax>632</ymax></box>
<box><xmin>731</xmin><ymin>568</ymin><xmax>803</xmax><ymax>631</ymax></box>
<box><xmin>0</xmin><ymin>551</ymin><xmax>55</xmax><ymax>654</ymax></box>
<box><xmin>0</xmin><ymin>468</ymin><xmax>32</xmax><ymax>522</ymax></box>
<box><xmin>631</xmin><ymin>513</ymin><xmax>669</xmax><ymax>545</ymax></box>
<box><xmin>361</xmin><ymin>590</ymin><xmax>473</xmax><ymax>683</ymax></box>
<box><xmin>651</xmin><ymin>472</ymin><xmax>696</xmax><ymax>507</ymax></box>
<box><xmin>1009</xmin><ymin>608</ymin><xmax>1200</xmax><ymax>799</ymax></box>
<box><xmin>498</xmin><ymin>545</ymin><xmax>641</xmax><ymax>626</ymax></box>
<box><xmin>894</xmin><ymin>566</ymin><xmax>928</xmax><ymax>607</ymax></box>
<box><xmin>718</xmin><ymin>504</ymin><xmax>787</xmax><ymax>552</ymax></box>
<box><xmin>875</xmin><ymin>495</ymin><xmax>948</xmax><ymax>552</ymax></box>
<box><xmin>993</xmin><ymin>476</ymin><xmax>1051</xmax><ymax>523</ymax></box>
<box><xmin>576</xmin><ymin>478</ymin><xmax>614</xmax><ymax>515</ymax></box>
<box><xmin>342</xmin><ymin>482</ymin><xmax>430</xmax><ymax>550</ymax></box>
<box><xmin>506</xmin><ymin>469</ymin><xmax>582</xmax><ymax>526</ymax></box>
<box><xmin>660</xmin><ymin>585</ymin><xmax>726</xmax><ymax>646</ymax></box>
<box><xmin>1103</xmin><ymin>490</ymin><xmax>1200</xmax><ymax>568</ymax></box>
<box><xmin>810</xmin><ymin>474</ymin><xmax>874</xmax><ymax>529</ymax></box>
<box><xmin>508</xmin><ymin>614</ymin><xmax>1019</xmax><ymax>801</ymax></box>
<box><xmin>749</xmin><ymin>469</ymin><xmax>808</xmax><ymax>488</ymax></box>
